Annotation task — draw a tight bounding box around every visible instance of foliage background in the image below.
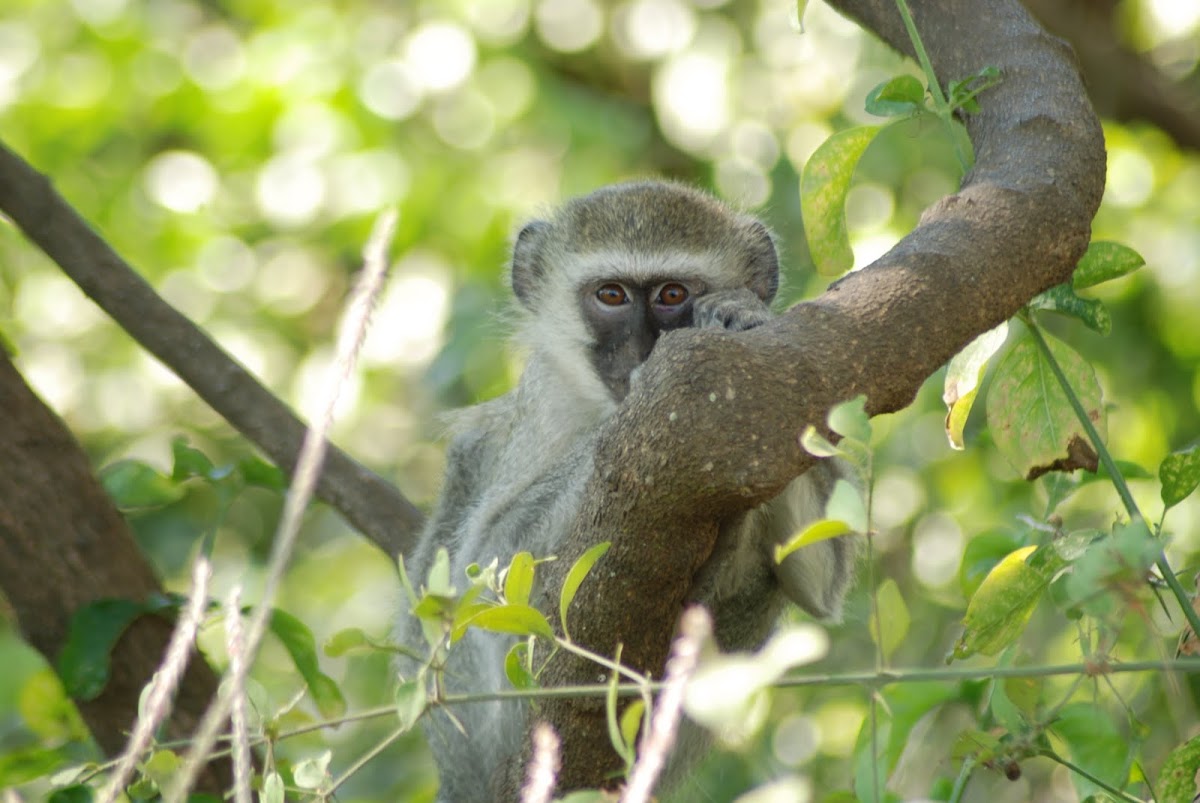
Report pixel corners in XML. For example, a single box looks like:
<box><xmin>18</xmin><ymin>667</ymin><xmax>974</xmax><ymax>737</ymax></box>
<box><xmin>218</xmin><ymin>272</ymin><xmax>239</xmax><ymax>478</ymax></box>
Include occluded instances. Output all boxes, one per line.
<box><xmin>0</xmin><ymin>0</ymin><xmax>1197</xmax><ymax>800</ymax></box>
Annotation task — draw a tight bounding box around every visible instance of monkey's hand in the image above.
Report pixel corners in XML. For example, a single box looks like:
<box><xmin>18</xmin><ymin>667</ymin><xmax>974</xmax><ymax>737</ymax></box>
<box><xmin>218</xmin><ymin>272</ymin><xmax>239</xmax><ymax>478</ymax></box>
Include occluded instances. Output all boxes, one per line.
<box><xmin>693</xmin><ymin>288</ymin><xmax>773</xmax><ymax>332</ymax></box>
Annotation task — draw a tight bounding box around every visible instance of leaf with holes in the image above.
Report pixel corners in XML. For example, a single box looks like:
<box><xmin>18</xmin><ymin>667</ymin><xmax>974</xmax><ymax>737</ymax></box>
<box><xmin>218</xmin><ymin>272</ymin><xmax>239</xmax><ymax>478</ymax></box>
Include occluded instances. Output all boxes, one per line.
<box><xmin>1161</xmin><ymin>445</ymin><xmax>1200</xmax><ymax>510</ymax></box>
<box><xmin>985</xmin><ymin>333</ymin><xmax>1106</xmax><ymax>480</ymax></box>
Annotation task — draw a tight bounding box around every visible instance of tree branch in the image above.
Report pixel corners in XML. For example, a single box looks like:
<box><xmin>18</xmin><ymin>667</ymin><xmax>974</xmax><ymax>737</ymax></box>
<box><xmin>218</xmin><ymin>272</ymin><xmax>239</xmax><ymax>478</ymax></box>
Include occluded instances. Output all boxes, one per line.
<box><xmin>1023</xmin><ymin>0</ymin><xmax>1200</xmax><ymax>152</ymax></box>
<box><xmin>0</xmin><ymin>141</ymin><xmax>425</xmax><ymax>558</ymax></box>
<box><xmin>527</xmin><ymin>0</ymin><xmax>1106</xmax><ymax>793</ymax></box>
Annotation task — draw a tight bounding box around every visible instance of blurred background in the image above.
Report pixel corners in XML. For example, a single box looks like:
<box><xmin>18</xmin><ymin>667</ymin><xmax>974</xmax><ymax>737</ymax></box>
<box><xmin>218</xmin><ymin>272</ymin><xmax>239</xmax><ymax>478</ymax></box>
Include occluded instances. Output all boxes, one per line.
<box><xmin>0</xmin><ymin>0</ymin><xmax>1197</xmax><ymax>800</ymax></box>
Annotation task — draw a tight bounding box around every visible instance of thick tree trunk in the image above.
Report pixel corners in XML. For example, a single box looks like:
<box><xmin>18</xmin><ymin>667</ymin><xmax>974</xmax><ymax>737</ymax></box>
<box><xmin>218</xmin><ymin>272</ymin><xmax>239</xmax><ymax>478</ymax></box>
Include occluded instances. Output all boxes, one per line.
<box><xmin>0</xmin><ymin>352</ymin><xmax>231</xmax><ymax>794</ymax></box>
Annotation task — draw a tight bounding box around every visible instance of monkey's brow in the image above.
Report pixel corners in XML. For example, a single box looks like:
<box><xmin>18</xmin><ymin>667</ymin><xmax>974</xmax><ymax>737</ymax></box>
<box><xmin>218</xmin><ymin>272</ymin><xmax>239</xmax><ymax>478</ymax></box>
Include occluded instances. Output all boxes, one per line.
<box><xmin>566</xmin><ymin>249</ymin><xmax>722</xmax><ymax>284</ymax></box>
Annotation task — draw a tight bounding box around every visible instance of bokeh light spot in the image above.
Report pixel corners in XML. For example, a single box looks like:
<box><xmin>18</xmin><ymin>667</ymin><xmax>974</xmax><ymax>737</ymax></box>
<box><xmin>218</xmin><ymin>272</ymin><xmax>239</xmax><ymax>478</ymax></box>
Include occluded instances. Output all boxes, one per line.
<box><xmin>406</xmin><ymin>21</ymin><xmax>476</xmax><ymax>92</ymax></box>
<box><xmin>359</xmin><ymin>59</ymin><xmax>423</xmax><ymax>120</ymax></box>
<box><xmin>144</xmin><ymin>150</ymin><xmax>219</xmax><ymax>213</ymax></box>
<box><xmin>534</xmin><ymin>0</ymin><xmax>603</xmax><ymax>53</ymax></box>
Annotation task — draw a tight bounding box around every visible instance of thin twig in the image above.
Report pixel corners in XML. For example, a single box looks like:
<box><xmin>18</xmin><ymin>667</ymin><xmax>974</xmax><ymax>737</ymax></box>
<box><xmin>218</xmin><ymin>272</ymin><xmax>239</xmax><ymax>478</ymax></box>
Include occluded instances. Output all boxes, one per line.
<box><xmin>98</xmin><ymin>558</ymin><xmax>212</xmax><ymax>803</ymax></box>
<box><xmin>225</xmin><ymin>588</ymin><xmax>253</xmax><ymax>803</ymax></box>
<box><xmin>165</xmin><ymin>210</ymin><xmax>399</xmax><ymax>802</ymax></box>
<box><xmin>521</xmin><ymin>723</ymin><xmax>561</xmax><ymax>803</ymax></box>
<box><xmin>621</xmin><ymin>606</ymin><xmax>710</xmax><ymax>803</ymax></box>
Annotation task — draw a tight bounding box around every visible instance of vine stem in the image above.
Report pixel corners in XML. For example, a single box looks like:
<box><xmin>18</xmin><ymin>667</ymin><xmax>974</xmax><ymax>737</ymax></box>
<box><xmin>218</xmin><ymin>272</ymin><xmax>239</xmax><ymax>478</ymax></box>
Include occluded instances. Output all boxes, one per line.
<box><xmin>893</xmin><ymin>0</ymin><xmax>970</xmax><ymax>170</ymax></box>
<box><xmin>1042</xmin><ymin>753</ymin><xmax>1148</xmax><ymax>803</ymax></box>
<box><xmin>894</xmin><ymin>0</ymin><xmax>947</xmax><ymax>109</ymax></box>
<box><xmin>1020</xmin><ymin>313</ymin><xmax>1200</xmax><ymax>638</ymax></box>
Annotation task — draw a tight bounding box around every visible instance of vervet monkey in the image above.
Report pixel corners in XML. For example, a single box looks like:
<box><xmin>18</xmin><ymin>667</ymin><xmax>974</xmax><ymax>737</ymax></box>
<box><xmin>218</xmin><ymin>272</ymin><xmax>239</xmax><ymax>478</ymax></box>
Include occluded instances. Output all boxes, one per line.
<box><xmin>403</xmin><ymin>180</ymin><xmax>856</xmax><ymax>801</ymax></box>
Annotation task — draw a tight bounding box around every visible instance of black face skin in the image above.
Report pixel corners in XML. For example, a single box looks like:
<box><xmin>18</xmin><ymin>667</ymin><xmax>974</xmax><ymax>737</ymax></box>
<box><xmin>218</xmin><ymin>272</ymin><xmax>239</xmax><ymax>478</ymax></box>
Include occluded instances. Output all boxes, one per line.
<box><xmin>580</xmin><ymin>277</ymin><xmax>705</xmax><ymax>400</ymax></box>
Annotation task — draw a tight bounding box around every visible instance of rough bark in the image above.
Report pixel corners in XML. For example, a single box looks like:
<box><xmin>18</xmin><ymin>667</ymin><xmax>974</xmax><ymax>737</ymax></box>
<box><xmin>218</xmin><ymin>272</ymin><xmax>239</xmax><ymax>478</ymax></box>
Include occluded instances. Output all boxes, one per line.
<box><xmin>1023</xmin><ymin>0</ymin><xmax>1200</xmax><ymax>152</ymax></box>
<box><xmin>526</xmin><ymin>0</ymin><xmax>1106</xmax><ymax>793</ymax></box>
<box><xmin>0</xmin><ymin>352</ymin><xmax>231</xmax><ymax>793</ymax></box>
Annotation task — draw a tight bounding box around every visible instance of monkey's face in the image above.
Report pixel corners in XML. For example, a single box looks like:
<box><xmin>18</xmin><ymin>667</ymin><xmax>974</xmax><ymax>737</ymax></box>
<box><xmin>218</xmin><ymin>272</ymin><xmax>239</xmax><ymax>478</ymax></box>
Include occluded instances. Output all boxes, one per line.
<box><xmin>580</xmin><ymin>276</ymin><xmax>706</xmax><ymax>401</ymax></box>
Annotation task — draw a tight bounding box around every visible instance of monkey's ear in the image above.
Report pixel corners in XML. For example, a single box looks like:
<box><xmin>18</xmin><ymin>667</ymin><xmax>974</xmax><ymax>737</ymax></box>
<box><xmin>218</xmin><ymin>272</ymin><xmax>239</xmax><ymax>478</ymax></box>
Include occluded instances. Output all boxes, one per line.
<box><xmin>744</xmin><ymin>220</ymin><xmax>780</xmax><ymax>303</ymax></box>
<box><xmin>511</xmin><ymin>220</ymin><xmax>551</xmax><ymax>308</ymax></box>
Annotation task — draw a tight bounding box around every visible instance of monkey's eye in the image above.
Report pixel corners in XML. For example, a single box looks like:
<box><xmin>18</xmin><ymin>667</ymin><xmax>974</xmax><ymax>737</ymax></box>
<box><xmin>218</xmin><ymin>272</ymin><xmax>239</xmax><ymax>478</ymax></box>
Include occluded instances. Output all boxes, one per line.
<box><xmin>596</xmin><ymin>284</ymin><xmax>629</xmax><ymax>306</ymax></box>
<box><xmin>656</xmin><ymin>283</ymin><xmax>689</xmax><ymax>307</ymax></box>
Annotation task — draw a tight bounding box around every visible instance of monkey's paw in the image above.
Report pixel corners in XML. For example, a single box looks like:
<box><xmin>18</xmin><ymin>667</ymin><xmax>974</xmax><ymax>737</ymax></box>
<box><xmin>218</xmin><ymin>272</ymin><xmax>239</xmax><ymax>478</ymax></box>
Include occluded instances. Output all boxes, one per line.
<box><xmin>693</xmin><ymin>288</ymin><xmax>773</xmax><ymax>332</ymax></box>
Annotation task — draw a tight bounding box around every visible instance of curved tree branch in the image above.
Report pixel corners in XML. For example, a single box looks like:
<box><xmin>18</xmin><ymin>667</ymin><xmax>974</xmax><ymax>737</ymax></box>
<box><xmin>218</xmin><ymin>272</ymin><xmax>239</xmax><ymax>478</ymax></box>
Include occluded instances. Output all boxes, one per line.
<box><xmin>526</xmin><ymin>0</ymin><xmax>1106</xmax><ymax>793</ymax></box>
<box><xmin>0</xmin><ymin>141</ymin><xmax>425</xmax><ymax>558</ymax></box>
<box><xmin>1023</xmin><ymin>0</ymin><xmax>1200</xmax><ymax>152</ymax></box>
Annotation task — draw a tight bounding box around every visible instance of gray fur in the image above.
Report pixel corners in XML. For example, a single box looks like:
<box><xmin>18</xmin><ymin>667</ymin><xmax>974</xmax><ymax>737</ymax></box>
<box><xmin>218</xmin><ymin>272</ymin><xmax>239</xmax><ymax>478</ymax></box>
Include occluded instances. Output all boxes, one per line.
<box><xmin>401</xmin><ymin>181</ymin><xmax>856</xmax><ymax>801</ymax></box>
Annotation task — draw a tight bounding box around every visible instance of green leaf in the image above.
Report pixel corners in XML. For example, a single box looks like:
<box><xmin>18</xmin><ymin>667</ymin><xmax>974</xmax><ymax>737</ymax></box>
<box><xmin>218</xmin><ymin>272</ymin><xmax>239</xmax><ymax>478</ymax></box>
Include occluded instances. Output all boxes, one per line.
<box><xmin>944</xmin><ymin>323</ymin><xmax>1009</xmax><ymax>449</ymax></box>
<box><xmin>1160</xmin><ymin>445</ymin><xmax>1200</xmax><ymax>510</ymax></box>
<box><xmin>1158</xmin><ymin>732</ymin><xmax>1200</xmax><ymax>803</ymax></box>
<box><xmin>1049</xmin><ymin>703</ymin><xmax>1132</xmax><ymax>801</ymax></box>
<box><xmin>1028</xmin><ymin>284</ymin><xmax>1111</xmax><ymax>335</ymax></box>
<box><xmin>800</xmin><ymin>425</ymin><xmax>839</xmax><ymax>458</ymax></box>
<box><xmin>504</xmin><ymin>641</ymin><xmax>536</xmax><ymax>690</ymax></box>
<box><xmin>864</xmin><ymin>74</ymin><xmax>926</xmax><ymax>117</ymax></box>
<box><xmin>58</xmin><ymin>598</ymin><xmax>150</xmax><ymax>699</ymax></box>
<box><xmin>323</xmin><ymin>627</ymin><xmax>369</xmax><ymax>656</ymax></box>
<box><xmin>269</xmin><ymin>610</ymin><xmax>346</xmax><ymax>718</ymax></box>
<box><xmin>261</xmin><ymin>772</ymin><xmax>285</xmax><ymax>803</ymax></box>
<box><xmin>292</xmin><ymin>750</ymin><xmax>331</xmax><ymax>789</ymax></box>
<box><xmin>464</xmin><ymin>604</ymin><xmax>555</xmax><ymax>639</ymax></box>
<box><xmin>619</xmin><ymin>699</ymin><xmax>645</xmax><ymax>756</ymax></box>
<box><xmin>828</xmin><ymin>394</ymin><xmax>871</xmax><ymax>444</ymax></box>
<box><xmin>605</xmin><ymin>648</ymin><xmax>633</xmax><ymax>767</ymax></box>
<box><xmin>958</xmin><ymin>529</ymin><xmax>1024</xmax><ymax>599</ymax></box>
<box><xmin>854</xmin><ymin>684</ymin><xmax>959</xmax><ymax>796</ymax></box>
<box><xmin>559</xmin><ymin>541</ymin><xmax>611</xmax><ymax>641</ymax></box>
<box><xmin>985</xmin><ymin>333</ymin><xmax>1106</xmax><ymax>480</ymax></box>
<box><xmin>237</xmin><ymin>455</ymin><xmax>286</xmax><ymax>490</ymax></box>
<box><xmin>394</xmin><ymin>679</ymin><xmax>427</xmax><ymax>731</ymax></box>
<box><xmin>1072</xmin><ymin>241</ymin><xmax>1146</xmax><ymax>289</ymax></box>
<box><xmin>170</xmin><ymin>438</ymin><xmax>216</xmax><ymax>481</ymax></box>
<box><xmin>953</xmin><ymin>545</ymin><xmax>1057</xmax><ymax>660</ymax></box>
<box><xmin>947</xmin><ymin>65</ymin><xmax>1001</xmax><ymax>113</ymax></box>
<box><xmin>0</xmin><ymin>746</ymin><xmax>68</xmax><ymax>788</ymax></box>
<box><xmin>48</xmin><ymin>786</ymin><xmax>94</xmax><ymax>803</ymax></box>
<box><xmin>1062</xmin><ymin>522</ymin><xmax>1160</xmax><ymax>615</ymax></box>
<box><xmin>323</xmin><ymin>627</ymin><xmax>398</xmax><ymax>657</ymax></box>
<box><xmin>800</xmin><ymin>125</ymin><xmax>883</xmax><ymax>277</ymax></box>
<box><xmin>397</xmin><ymin>553</ymin><xmax>420</xmax><ymax>608</ymax></box>
<box><xmin>141</xmin><ymin>749</ymin><xmax>181</xmax><ymax>789</ymax></box>
<box><xmin>503</xmin><ymin>551</ymin><xmax>536</xmax><ymax>606</ymax></box>
<box><xmin>427</xmin><ymin>548</ymin><xmax>454</xmax><ymax>597</ymax></box>
<box><xmin>774</xmin><ymin>518</ymin><xmax>852</xmax><ymax>563</ymax></box>
<box><xmin>99</xmin><ymin>460</ymin><xmax>185</xmax><ymax>511</ymax></box>
<box><xmin>826</xmin><ymin>478</ymin><xmax>867</xmax><ymax>533</ymax></box>
<box><xmin>869</xmin><ymin>579</ymin><xmax>910</xmax><ymax>662</ymax></box>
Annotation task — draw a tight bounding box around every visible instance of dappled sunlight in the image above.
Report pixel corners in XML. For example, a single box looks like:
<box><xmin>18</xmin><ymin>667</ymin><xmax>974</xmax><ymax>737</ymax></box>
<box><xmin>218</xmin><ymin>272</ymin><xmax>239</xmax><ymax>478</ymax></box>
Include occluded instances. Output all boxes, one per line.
<box><xmin>534</xmin><ymin>0</ymin><xmax>604</xmax><ymax>53</ymax></box>
<box><xmin>406</xmin><ymin>21</ymin><xmax>476</xmax><ymax>93</ymax></box>
<box><xmin>612</xmin><ymin>0</ymin><xmax>697</xmax><ymax>60</ymax></box>
<box><xmin>362</xmin><ymin>253</ymin><xmax>452</xmax><ymax>370</ymax></box>
<box><xmin>143</xmin><ymin>150</ymin><xmax>219</xmax><ymax>214</ymax></box>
